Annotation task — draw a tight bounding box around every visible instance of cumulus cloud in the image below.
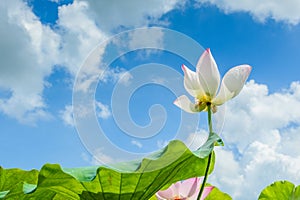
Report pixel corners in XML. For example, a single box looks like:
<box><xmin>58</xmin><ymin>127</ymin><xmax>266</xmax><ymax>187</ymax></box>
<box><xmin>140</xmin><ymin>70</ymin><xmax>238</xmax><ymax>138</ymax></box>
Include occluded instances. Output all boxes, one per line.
<box><xmin>57</xmin><ymin>0</ymin><xmax>108</xmax><ymax>75</ymax></box>
<box><xmin>56</xmin><ymin>0</ymin><xmax>184</xmax><ymax>75</ymax></box>
<box><xmin>0</xmin><ymin>0</ymin><xmax>59</xmax><ymax>124</ymax></box>
<box><xmin>222</xmin><ymin>80</ymin><xmax>300</xmax><ymax>152</ymax></box>
<box><xmin>184</xmin><ymin>129</ymin><xmax>208</xmax><ymax>150</ymax></box>
<box><xmin>77</xmin><ymin>0</ymin><xmax>185</xmax><ymax>32</ymax></box>
<box><xmin>200</xmin><ymin>80</ymin><xmax>300</xmax><ymax>199</ymax></box>
<box><xmin>196</xmin><ymin>0</ymin><xmax>300</xmax><ymax>25</ymax></box>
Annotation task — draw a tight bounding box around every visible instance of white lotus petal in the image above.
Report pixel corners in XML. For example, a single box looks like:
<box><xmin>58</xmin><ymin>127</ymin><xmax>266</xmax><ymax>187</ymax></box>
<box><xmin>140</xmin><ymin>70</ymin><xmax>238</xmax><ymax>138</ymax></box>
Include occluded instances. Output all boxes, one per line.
<box><xmin>182</xmin><ymin>64</ymin><xmax>204</xmax><ymax>98</ymax></box>
<box><xmin>213</xmin><ymin>65</ymin><xmax>252</xmax><ymax>105</ymax></box>
<box><xmin>196</xmin><ymin>49</ymin><xmax>220</xmax><ymax>99</ymax></box>
<box><xmin>173</xmin><ymin>95</ymin><xmax>198</xmax><ymax>113</ymax></box>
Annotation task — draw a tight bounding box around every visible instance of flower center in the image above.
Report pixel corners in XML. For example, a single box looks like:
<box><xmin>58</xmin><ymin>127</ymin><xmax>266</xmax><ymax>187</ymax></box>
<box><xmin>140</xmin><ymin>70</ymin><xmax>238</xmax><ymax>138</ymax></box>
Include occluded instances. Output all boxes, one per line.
<box><xmin>199</xmin><ymin>93</ymin><xmax>212</xmax><ymax>103</ymax></box>
<box><xmin>173</xmin><ymin>197</ymin><xmax>187</xmax><ymax>200</ymax></box>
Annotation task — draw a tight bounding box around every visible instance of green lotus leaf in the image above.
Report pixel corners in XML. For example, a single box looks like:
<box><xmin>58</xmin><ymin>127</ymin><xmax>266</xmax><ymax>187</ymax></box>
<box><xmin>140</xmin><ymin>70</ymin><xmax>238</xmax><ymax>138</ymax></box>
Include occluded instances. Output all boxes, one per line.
<box><xmin>1</xmin><ymin>138</ymin><xmax>218</xmax><ymax>199</ymax></box>
<box><xmin>78</xmin><ymin>140</ymin><xmax>215</xmax><ymax>199</ymax></box>
<box><xmin>258</xmin><ymin>180</ymin><xmax>300</xmax><ymax>200</ymax></box>
<box><xmin>0</xmin><ymin>167</ymin><xmax>38</xmax><ymax>199</ymax></box>
<box><xmin>205</xmin><ymin>185</ymin><xmax>232</xmax><ymax>200</ymax></box>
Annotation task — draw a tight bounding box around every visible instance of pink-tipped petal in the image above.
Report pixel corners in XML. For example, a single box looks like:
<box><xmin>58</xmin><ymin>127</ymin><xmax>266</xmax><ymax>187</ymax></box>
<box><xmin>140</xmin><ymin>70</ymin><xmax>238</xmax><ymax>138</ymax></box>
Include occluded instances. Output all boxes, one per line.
<box><xmin>174</xmin><ymin>95</ymin><xmax>198</xmax><ymax>113</ymax></box>
<box><xmin>182</xmin><ymin>64</ymin><xmax>205</xmax><ymax>98</ymax></box>
<box><xmin>189</xmin><ymin>185</ymin><xmax>214</xmax><ymax>200</ymax></box>
<box><xmin>196</xmin><ymin>49</ymin><xmax>220</xmax><ymax>98</ymax></box>
<box><xmin>213</xmin><ymin>65</ymin><xmax>252</xmax><ymax>105</ymax></box>
<box><xmin>155</xmin><ymin>191</ymin><xmax>172</xmax><ymax>200</ymax></box>
<box><xmin>156</xmin><ymin>184</ymin><xmax>178</xmax><ymax>200</ymax></box>
<box><xmin>200</xmin><ymin>186</ymin><xmax>214</xmax><ymax>200</ymax></box>
<box><xmin>179</xmin><ymin>177</ymin><xmax>201</xmax><ymax>198</ymax></box>
<box><xmin>173</xmin><ymin>182</ymin><xmax>181</xmax><ymax>194</ymax></box>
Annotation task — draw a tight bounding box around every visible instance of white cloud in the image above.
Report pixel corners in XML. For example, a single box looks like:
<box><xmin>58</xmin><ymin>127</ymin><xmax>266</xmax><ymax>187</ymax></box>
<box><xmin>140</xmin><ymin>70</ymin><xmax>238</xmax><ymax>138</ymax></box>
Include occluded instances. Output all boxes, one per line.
<box><xmin>196</xmin><ymin>0</ymin><xmax>300</xmax><ymax>25</ymax></box>
<box><xmin>127</xmin><ymin>28</ymin><xmax>166</xmax><ymax>60</ymax></box>
<box><xmin>205</xmin><ymin>80</ymin><xmax>300</xmax><ymax>199</ymax></box>
<box><xmin>118</xmin><ymin>71</ymin><xmax>133</xmax><ymax>86</ymax></box>
<box><xmin>0</xmin><ymin>0</ymin><xmax>59</xmax><ymax>124</ymax></box>
<box><xmin>95</xmin><ymin>101</ymin><xmax>111</xmax><ymax>119</ymax></box>
<box><xmin>222</xmin><ymin>80</ymin><xmax>300</xmax><ymax>152</ymax></box>
<box><xmin>56</xmin><ymin>0</ymin><xmax>184</xmax><ymax>75</ymax></box>
<box><xmin>91</xmin><ymin>148</ymin><xmax>115</xmax><ymax>165</ymax></box>
<box><xmin>185</xmin><ymin>129</ymin><xmax>208</xmax><ymax>150</ymax></box>
<box><xmin>59</xmin><ymin>105</ymin><xmax>74</xmax><ymax>126</ymax></box>
<box><xmin>209</xmin><ymin>148</ymin><xmax>244</xmax><ymax>198</ymax></box>
<box><xmin>131</xmin><ymin>140</ymin><xmax>143</xmax><ymax>148</ymax></box>
<box><xmin>104</xmin><ymin>67</ymin><xmax>133</xmax><ymax>86</ymax></box>
<box><xmin>77</xmin><ymin>0</ymin><xmax>185</xmax><ymax>32</ymax></box>
<box><xmin>57</xmin><ymin>1</ymin><xmax>108</xmax><ymax>75</ymax></box>
<box><xmin>127</xmin><ymin>28</ymin><xmax>164</xmax><ymax>50</ymax></box>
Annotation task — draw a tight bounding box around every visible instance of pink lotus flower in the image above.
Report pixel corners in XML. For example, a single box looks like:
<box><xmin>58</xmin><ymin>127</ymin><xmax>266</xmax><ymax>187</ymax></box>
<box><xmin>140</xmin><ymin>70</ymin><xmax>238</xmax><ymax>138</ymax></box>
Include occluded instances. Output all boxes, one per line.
<box><xmin>174</xmin><ymin>48</ymin><xmax>251</xmax><ymax>113</ymax></box>
<box><xmin>155</xmin><ymin>177</ymin><xmax>214</xmax><ymax>200</ymax></box>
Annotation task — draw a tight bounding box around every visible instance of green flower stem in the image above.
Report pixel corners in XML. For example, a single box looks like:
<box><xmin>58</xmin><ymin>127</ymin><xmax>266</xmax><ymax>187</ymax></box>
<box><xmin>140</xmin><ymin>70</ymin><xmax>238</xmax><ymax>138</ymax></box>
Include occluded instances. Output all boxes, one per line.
<box><xmin>197</xmin><ymin>103</ymin><xmax>213</xmax><ymax>200</ymax></box>
<box><xmin>207</xmin><ymin>103</ymin><xmax>213</xmax><ymax>133</ymax></box>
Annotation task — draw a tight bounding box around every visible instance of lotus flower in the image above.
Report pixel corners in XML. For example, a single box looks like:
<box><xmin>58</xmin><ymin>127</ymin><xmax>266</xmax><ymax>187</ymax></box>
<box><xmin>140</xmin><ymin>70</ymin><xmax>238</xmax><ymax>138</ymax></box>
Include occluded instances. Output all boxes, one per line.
<box><xmin>174</xmin><ymin>48</ymin><xmax>251</xmax><ymax>113</ymax></box>
<box><xmin>155</xmin><ymin>177</ymin><xmax>214</xmax><ymax>200</ymax></box>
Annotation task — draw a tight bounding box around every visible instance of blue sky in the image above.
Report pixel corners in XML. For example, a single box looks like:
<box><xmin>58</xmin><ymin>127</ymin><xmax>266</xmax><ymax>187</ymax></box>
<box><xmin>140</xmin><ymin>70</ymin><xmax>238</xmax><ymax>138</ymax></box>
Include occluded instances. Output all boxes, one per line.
<box><xmin>1</xmin><ymin>0</ymin><xmax>300</xmax><ymax>199</ymax></box>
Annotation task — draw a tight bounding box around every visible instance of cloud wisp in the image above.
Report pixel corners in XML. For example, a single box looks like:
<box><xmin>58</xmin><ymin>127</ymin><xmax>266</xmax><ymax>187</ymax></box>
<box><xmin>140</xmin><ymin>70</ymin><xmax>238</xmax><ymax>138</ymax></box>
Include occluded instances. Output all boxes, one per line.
<box><xmin>197</xmin><ymin>0</ymin><xmax>300</xmax><ymax>25</ymax></box>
